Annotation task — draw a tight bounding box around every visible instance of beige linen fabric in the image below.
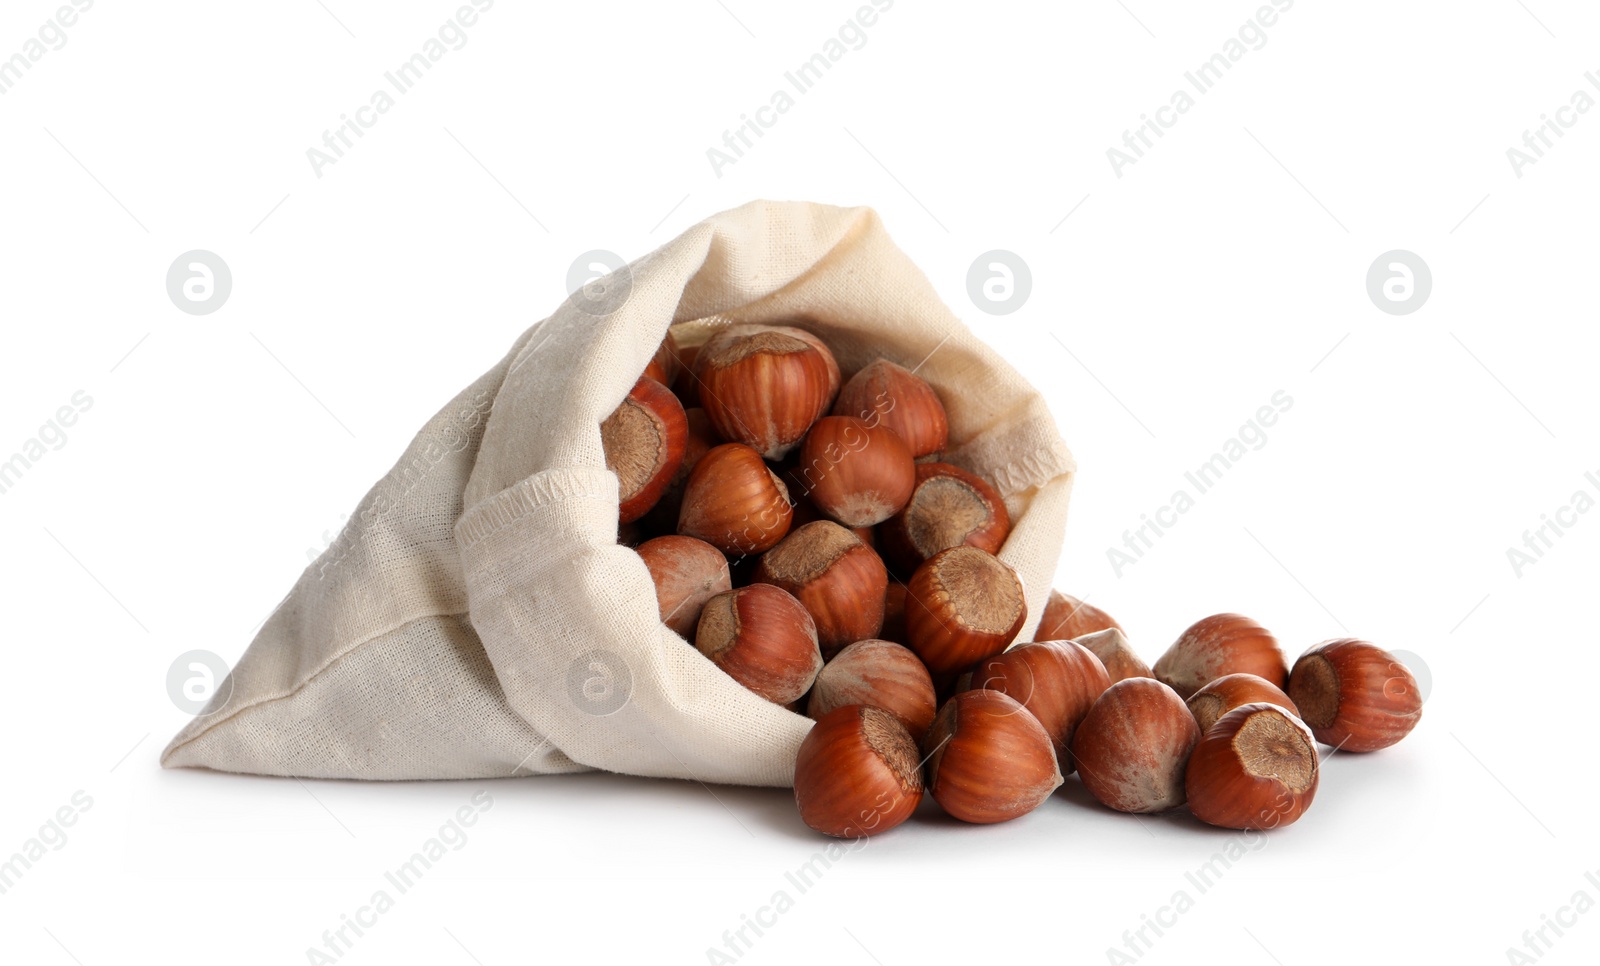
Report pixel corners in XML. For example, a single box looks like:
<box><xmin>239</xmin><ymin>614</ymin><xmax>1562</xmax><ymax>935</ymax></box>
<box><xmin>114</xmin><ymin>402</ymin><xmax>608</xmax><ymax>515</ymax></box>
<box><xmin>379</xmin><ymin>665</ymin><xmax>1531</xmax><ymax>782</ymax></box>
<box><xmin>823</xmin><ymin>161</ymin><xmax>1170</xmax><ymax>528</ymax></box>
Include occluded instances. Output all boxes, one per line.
<box><xmin>161</xmin><ymin>200</ymin><xmax>1076</xmax><ymax>787</ymax></box>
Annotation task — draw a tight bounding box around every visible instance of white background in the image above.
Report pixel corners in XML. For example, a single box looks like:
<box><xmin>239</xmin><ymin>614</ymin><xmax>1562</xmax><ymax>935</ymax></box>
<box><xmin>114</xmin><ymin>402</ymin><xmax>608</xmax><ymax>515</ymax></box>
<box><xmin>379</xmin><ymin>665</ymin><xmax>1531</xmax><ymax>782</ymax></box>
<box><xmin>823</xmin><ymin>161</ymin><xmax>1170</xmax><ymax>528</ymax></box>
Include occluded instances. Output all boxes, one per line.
<box><xmin>1</xmin><ymin>1</ymin><xmax>1594</xmax><ymax>963</ymax></box>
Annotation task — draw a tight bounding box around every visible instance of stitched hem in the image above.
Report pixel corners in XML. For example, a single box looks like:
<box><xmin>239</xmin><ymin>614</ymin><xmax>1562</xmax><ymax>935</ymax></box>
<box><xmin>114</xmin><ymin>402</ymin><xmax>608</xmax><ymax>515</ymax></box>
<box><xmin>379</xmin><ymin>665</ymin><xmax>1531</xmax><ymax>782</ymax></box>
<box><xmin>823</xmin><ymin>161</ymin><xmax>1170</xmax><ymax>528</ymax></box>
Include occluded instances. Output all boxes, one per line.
<box><xmin>161</xmin><ymin>610</ymin><xmax>470</xmax><ymax>765</ymax></box>
<box><xmin>456</xmin><ymin>469</ymin><xmax>617</xmax><ymax>549</ymax></box>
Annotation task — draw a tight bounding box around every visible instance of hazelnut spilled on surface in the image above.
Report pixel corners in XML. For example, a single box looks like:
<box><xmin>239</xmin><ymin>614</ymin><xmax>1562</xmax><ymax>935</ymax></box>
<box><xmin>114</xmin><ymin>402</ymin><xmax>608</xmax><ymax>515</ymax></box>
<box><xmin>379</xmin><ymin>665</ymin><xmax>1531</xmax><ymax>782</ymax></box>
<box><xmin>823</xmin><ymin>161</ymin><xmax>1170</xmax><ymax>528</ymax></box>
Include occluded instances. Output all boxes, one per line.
<box><xmin>1187</xmin><ymin>672</ymin><xmax>1299</xmax><ymax>735</ymax></box>
<box><xmin>923</xmin><ymin>689</ymin><xmax>1063</xmax><ymax>824</ymax></box>
<box><xmin>966</xmin><ymin>639</ymin><xmax>1110</xmax><ymax>772</ymax></box>
<box><xmin>1185</xmin><ymin>703</ymin><xmax>1319</xmax><ymax>830</ymax></box>
<box><xmin>1072</xmin><ymin>678</ymin><xmax>1199</xmax><ymax>814</ymax></box>
<box><xmin>1153</xmin><ymin>613</ymin><xmax>1287</xmax><ymax>699</ymax></box>
<box><xmin>795</xmin><ymin>704</ymin><xmax>923</xmax><ymax>838</ymax></box>
<box><xmin>1034</xmin><ymin>591</ymin><xmax>1122</xmax><ymax>643</ymax></box>
<box><xmin>602</xmin><ymin>322</ymin><xmax>1421</xmax><ymax>839</ymax></box>
<box><xmin>1287</xmin><ymin>639</ymin><xmax>1422</xmax><ymax>752</ymax></box>
<box><xmin>808</xmin><ymin>639</ymin><xmax>937</xmax><ymax>741</ymax></box>
<box><xmin>1071</xmin><ymin>627</ymin><xmax>1152</xmax><ymax>684</ymax></box>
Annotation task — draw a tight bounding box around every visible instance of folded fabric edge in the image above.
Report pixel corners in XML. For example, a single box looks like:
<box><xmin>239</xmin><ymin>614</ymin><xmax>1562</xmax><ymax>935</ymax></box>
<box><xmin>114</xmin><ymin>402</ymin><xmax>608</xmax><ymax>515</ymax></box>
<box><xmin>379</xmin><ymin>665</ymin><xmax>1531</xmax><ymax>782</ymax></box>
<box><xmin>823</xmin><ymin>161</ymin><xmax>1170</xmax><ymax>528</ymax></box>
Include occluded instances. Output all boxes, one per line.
<box><xmin>159</xmin><ymin>609</ymin><xmax>475</xmax><ymax>769</ymax></box>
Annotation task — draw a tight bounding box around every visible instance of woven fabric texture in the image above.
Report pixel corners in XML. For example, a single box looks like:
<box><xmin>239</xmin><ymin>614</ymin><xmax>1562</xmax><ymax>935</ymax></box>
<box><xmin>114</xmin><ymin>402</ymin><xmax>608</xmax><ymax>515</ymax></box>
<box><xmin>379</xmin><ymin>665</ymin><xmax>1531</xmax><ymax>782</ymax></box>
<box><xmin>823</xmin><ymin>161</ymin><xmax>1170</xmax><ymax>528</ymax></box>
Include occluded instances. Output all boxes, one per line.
<box><xmin>162</xmin><ymin>200</ymin><xmax>1075</xmax><ymax>787</ymax></box>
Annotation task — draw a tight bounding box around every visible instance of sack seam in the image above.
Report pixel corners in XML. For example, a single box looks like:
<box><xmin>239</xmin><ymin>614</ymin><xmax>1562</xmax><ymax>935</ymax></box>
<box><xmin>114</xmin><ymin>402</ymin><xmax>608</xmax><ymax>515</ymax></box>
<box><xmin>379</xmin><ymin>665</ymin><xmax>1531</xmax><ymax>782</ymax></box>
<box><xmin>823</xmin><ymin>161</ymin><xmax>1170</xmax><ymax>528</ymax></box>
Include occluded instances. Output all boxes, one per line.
<box><xmin>456</xmin><ymin>469</ymin><xmax>617</xmax><ymax>549</ymax></box>
<box><xmin>161</xmin><ymin>610</ymin><xmax>472</xmax><ymax>764</ymax></box>
<box><xmin>170</xmin><ymin>470</ymin><xmax>614</xmax><ymax>764</ymax></box>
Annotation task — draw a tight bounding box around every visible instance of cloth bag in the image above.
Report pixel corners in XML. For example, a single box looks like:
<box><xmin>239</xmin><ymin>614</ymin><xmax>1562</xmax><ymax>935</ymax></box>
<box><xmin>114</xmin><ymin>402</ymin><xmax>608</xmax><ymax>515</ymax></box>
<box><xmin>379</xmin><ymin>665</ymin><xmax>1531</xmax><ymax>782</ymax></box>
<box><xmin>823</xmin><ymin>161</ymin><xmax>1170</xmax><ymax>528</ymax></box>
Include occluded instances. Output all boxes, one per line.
<box><xmin>161</xmin><ymin>200</ymin><xmax>1076</xmax><ymax>787</ymax></box>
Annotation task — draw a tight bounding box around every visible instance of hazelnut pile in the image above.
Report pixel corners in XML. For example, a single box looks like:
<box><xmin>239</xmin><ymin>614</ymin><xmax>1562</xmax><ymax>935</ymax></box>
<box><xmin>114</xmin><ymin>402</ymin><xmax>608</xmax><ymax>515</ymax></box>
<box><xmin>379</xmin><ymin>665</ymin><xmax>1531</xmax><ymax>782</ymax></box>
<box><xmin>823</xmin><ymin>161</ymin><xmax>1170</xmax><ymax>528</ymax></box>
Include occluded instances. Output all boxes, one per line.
<box><xmin>602</xmin><ymin>325</ymin><xmax>1424</xmax><ymax>839</ymax></box>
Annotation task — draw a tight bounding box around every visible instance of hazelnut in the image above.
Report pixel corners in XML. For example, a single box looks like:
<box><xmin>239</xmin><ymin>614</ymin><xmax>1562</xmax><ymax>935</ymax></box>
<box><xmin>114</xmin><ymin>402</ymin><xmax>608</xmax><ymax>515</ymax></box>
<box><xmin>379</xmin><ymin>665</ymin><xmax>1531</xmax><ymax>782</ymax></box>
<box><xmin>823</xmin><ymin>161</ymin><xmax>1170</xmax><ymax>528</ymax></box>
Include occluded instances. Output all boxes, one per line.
<box><xmin>792</xmin><ymin>415</ymin><xmax>916</xmax><ymax>527</ymax></box>
<box><xmin>638</xmin><ymin>407</ymin><xmax>720</xmax><ymax>535</ymax></box>
<box><xmin>1072</xmin><ymin>627</ymin><xmax>1152</xmax><ymax>684</ymax></box>
<box><xmin>678</xmin><ymin>443</ymin><xmax>793</xmax><ymax>555</ymax></box>
<box><xmin>967</xmin><ymin>640</ymin><xmax>1110</xmax><ymax>771</ymax></box>
<box><xmin>754</xmin><ymin>521</ymin><xmax>888</xmax><ymax>659</ymax></box>
<box><xmin>695</xmin><ymin>324</ymin><xmax>840</xmax><ymax>459</ymax></box>
<box><xmin>1070</xmin><ymin>678</ymin><xmax>1200</xmax><ymax>813</ymax></box>
<box><xmin>695</xmin><ymin>585</ymin><xmax>822</xmax><ymax>705</ymax></box>
<box><xmin>904</xmin><ymin>546</ymin><xmax>1027</xmax><ymax>675</ymax></box>
<box><xmin>1287</xmin><ymin>639</ymin><xmax>1423</xmax><ymax>752</ymax></box>
<box><xmin>808</xmin><ymin>639</ymin><xmax>937</xmax><ymax>740</ymax></box>
<box><xmin>922</xmin><ymin>689</ymin><xmax>1063</xmax><ymax>824</ymax></box>
<box><xmin>601</xmin><ymin>376</ymin><xmax>688</xmax><ymax>524</ymax></box>
<box><xmin>1185</xmin><ymin>703</ymin><xmax>1319</xmax><ymax>830</ymax></box>
<box><xmin>1034</xmin><ymin>591</ymin><xmax>1123</xmax><ymax>642</ymax></box>
<box><xmin>634</xmin><ymin>535</ymin><xmax>732</xmax><ymax>639</ymax></box>
<box><xmin>879</xmin><ymin>462</ymin><xmax>1010</xmax><ymax>573</ymax></box>
<box><xmin>1153</xmin><ymin>613</ymin><xmax>1286</xmax><ymax>699</ymax></box>
<box><xmin>1187</xmin><ymin>672</ymin><xmax>1300</xmax><ymax>735</ymax></box>
<box><xmin>794</xmin><ymin>705</ymin><xmax>923</xmax><ymax>838</ymax></box>
<box><xmin>831</xmin><ymin>359</ymin><xmax>949</xmax><ymax>459</ymax></box>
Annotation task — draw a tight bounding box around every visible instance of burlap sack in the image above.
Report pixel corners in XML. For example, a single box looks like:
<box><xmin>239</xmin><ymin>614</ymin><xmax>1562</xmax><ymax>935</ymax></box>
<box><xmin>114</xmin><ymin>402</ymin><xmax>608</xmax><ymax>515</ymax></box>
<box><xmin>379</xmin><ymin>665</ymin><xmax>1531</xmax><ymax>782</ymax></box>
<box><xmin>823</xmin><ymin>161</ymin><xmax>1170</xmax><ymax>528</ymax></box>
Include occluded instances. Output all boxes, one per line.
<box><xmin>161</xmin><ymin>200</ymin><xmax>1076</xmax><ymax>787</ymax></box>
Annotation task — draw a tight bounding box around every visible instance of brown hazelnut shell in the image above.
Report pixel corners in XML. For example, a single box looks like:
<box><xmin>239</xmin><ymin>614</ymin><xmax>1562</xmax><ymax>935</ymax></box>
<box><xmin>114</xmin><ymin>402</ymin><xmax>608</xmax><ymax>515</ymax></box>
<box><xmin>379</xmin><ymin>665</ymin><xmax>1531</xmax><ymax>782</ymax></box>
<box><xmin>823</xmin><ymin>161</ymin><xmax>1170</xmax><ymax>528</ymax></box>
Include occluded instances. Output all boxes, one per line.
<box><xmin>696</xmin><ymin>325</ymin><xmax>840</xmax><ymax>460</ymax></box>
<box><xmin>754</xmin><ymin>521</ymin><xmax>888</xmax><ymax>659</ymax></box>
<box><xmin>967</xmin><ymin>640</ymin><xmax>1110</xmax><ymax>772</ymax></box>
<box><xmin>794</xmin><ymin>704</ymin><xmax>923</xmax><ymax>838</ymax></box>
<box><xmin>808</xmin><ymin>639</ymin><xmax>937</xmax><ymax>741</ymax></box>
<box><xmin>1071</xmin><ymin>678</ymin><xmax>1200</xmax><ymax>813</ymax></box>
<box><xmin>678</xmin><ymin>443</ymin><xmax>793</xmax><ymax>555</ymax></box>
<box><xmin>1153</xmin><ymin>613</ymin><xmax>1286</xmax><ymax>699</ymax></box>
<box><xmin>1187</xmin><ymin>672</ymin><xmax>1300</xmax><ymax>735</ymax></box>
<box><xmin>831</xmin><ymin>359</ymin><xmax>949</xmax><ymax>459</ymax></box>
<box><xmin>793</xmin><ymin>415</ymin><xmax>916</xmax><ymax>528</ymax></box>
<box><xmin>602</xmin><ymin>376</ymin><xmax>688</xmax><ymax>524</ymax></box>
<box><xmin>1287</xmin><ymin>639</ymin><xmax>1422</xmax><ymax>752</ymax></box>
<box><xmin>1034</xmin><ymin>591</ymin><xmax>1123</xmax><ymax>642</ymax></box>
<box><xmin>1185</xmin><ymin>702</ymin><xmax>1319</xmax><ymax>830</ymax></box>
<box><xmin>922</xmin><ymin>689</ymin><xmax>1063</xmax><ymax>824</ymax></box>
<box><xmin>879</xmin><ymin>462</ymin><xmax>1010</xmax><ymax>574</ymax></box>
<box><xmin>635</xmin><ymin>535</ymin><xmax>732</xmax><ymax>639</ymax></box>
<box><xmin>695</xmin><ymin>584</ymin><xmax>822</xmax><ymax>705</ymax></box>
<box><xmin>904</xmin><ymin>547</ymin><xmax>1026</xmax><ymax>675</ymax></box>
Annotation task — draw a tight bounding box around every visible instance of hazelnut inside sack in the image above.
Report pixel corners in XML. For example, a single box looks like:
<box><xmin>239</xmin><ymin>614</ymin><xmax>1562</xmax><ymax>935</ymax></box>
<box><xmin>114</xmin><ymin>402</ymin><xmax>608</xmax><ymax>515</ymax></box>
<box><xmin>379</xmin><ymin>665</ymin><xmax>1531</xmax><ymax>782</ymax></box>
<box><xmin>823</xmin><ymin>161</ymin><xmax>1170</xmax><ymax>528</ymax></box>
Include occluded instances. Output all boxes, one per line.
<box><xmin>163</xmin><ymin>200</ymin><xmax>1074</xmax><ymax>788</ymax></box>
